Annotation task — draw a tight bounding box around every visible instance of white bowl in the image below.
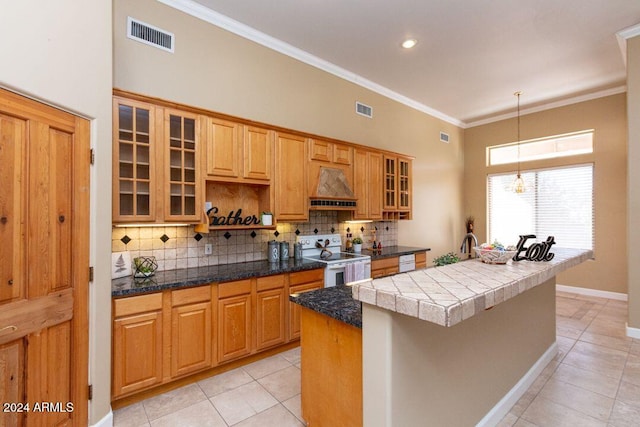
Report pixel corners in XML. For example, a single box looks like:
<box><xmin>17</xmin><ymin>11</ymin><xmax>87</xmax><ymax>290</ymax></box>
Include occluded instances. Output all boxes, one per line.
<box><xmin>474</xmin><ymin>247</ymin><xmax>517</xmax><ymax>264</ymax></box>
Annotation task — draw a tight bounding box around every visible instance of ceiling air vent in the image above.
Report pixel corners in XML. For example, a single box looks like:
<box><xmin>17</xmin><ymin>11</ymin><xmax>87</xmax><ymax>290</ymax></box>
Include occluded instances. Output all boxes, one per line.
<box><xmin>440</xmin><ymin>131</ymin><xmax>450</xmax><ymax>143</ymax></box>
<box><xmin>127</xmin><ymin>17</ymin><xmax>174</xmax><ymax>53</ymax></box>
<box><xmin>355</xmin><ymin>101</ymin><xmax>373</xmax><ymax>118</ymax></box>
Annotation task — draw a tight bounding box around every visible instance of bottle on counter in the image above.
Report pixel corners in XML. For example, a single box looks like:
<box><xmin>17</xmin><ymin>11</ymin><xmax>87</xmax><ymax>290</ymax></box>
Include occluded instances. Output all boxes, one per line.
<box><xmin>345</xmin><ymin>233</ymin><xmax>353</xmax><ymax>252</ymax></box>
<box><xmin>372</xmin><ymin>240</ymin><xmax>377</xmax><ymax>250</ymax></box>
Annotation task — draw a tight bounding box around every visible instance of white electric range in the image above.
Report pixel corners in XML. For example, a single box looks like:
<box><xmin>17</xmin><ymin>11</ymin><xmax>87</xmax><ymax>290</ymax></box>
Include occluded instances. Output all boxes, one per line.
<box><xmin>296</xmin><ymin>234</ymin><xmax>371</xmax><ymax>287</ymax></box>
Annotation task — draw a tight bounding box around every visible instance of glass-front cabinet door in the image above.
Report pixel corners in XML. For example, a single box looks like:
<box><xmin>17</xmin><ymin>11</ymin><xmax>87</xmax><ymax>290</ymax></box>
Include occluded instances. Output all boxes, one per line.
<box><xmin>165</xmin><ymin>110</ymin><xmax>201</xmax><ymax>221</ymax></box>
<box><xmin>383</xmin><ymin>156</ymin><xmax>397</xmax><ymax>210</ymax></box>
<box><xmin>113</xmin><ymin>98</ymin><xmax>156</xmax><ymax>222</ymax></box>
<box><xmin>398</xmin><ymin>158</ymin><xmax>411</xmax><ymax>211</ymax></box>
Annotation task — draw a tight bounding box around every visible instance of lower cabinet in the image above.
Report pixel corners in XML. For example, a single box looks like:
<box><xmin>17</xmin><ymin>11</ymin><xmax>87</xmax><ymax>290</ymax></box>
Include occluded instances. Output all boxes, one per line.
<box><xmin>171</xmin><ymin>286</ymin><xmax>212</xmax><ymax>378</ymax></box>
<box><xmin>288</xmin><ymin>269</ymin><xmax>324</xmax><ymax>341</ymax></box>
<box><xmin>371</xmin><ymin>257</ymin><xmax>399</xmax><ymax>278</ymax></box>
<box><xmin>256</xmin><ymin>275</ymin><xmax>287</xmax><ymax>351</ymax></box>
<box><xmin>217</xmin><ymin>279</ymin><xmax>252</xmax><ymax>363</ymax></box>
<box><xmin>112</xmin><ymin>293</ymin><xmax>164</xmax><ymax>398</ymax></box>
<box><xmin>112</xmin><ymin>268</ymin><xmax>323</xmax><ymax>401</ymax></box>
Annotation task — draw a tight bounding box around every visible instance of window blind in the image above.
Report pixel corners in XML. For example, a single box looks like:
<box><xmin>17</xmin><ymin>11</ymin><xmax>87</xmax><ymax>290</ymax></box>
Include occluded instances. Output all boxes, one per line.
<box><xmin>487</xmin><ymin>164</ymin><xmax>594</xmax><ymax>250</ymax></box>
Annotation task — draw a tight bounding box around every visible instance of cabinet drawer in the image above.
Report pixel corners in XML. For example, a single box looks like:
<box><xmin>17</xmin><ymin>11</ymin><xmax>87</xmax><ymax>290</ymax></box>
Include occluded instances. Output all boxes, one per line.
<box><xmin>371</xmin><ymin>256</ymin><xmax>398</xmax><ymax>270</ymax></box>
<box><xmin>114</xmin><ymin>293</ymin><xmax>162</xmax><ymax>317</ymax></box>
<box><xmin>257</xmin><ymin>274</ymin><xmax>285</xmax><ymax>292</ymax></box>
<box><xmin>218</xmin><ymin>279</ymin><xmax>252</xmax><ymax>298</ymax></box>
<box><xmin>171</xmin><ymin>285</ymin><xmax>211</xmax><ymax>307</ymax></box>
<box><xmin>290</xmin><ymin>269</ymin><xmax>324</xmax><ymax>286</ymax></box>
<box><xmin>415</xmin><ymin>251</ymin><xmax>427</xmax><ymax>268</ymax></box>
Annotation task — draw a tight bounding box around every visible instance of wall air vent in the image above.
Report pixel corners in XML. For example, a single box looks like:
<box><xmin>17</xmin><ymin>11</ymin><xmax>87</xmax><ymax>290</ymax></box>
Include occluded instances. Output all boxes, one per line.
<box><xmin>355</xmin><ymin>101</ymin><xmax>373</xmax><ymax>118</ymax></box>
<box><xmin>440</xmin><ymin>131</ymin><xmax>450</xmax><ymax>143</ymax></box>
<box><xmin>127</xmin><ymin>17</ymin><xmax>174</xmax><ymax>53</ymax></box>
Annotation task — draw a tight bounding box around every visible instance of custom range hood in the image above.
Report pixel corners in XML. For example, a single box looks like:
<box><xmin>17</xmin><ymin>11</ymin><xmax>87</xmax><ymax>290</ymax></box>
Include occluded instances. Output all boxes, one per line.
<box><xmin>309</xmin><ymin>167</ymin><xmax>357</xmax><ymax>210</ymax></box>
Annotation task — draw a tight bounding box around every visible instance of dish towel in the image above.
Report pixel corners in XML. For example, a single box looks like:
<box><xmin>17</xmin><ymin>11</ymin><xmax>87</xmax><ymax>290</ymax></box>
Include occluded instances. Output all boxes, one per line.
<box><xmin>345</xmin><ymin>262</ymin><xmax>367</xmax><ymax>284</ymax></box>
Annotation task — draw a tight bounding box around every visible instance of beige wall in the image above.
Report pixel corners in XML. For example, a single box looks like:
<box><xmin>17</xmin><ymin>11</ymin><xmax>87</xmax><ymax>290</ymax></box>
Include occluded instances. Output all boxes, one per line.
<box><xmin>0</xmin><ymin>0</ymin><xmax>113</xmax><ymax>425</ymax></box>
<box><xmin>363</xmin><ymin>279</ymin><xmax>556</xmax><ymax>426</ymax></box>
<box><xmin>464</xmin><ymin>94</ymin><xmax>628</xmax><ymax>294</ymax></box>
<box><xmin>113</xmin><ymin>0</ymin><xmax>465</xmax><ymax>260</ymax></box>
<box><xmin>628</xmin><ymin>36</ymin><xmax>640</xmax><ymax>328</ymax></box>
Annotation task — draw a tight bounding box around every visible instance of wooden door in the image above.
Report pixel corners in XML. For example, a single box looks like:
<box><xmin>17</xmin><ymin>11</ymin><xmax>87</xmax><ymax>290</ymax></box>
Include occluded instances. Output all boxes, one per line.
<box><xmin>275</xmin><ymin>132</ymin><xmax>308</xmax><ymax>221</ymax></box>
<box><xmin>0</xmin><ymin>88</ymin><xmax>89</xmax><ymax>426</ymax></box>
<box><xmin>353</xmin><ymin>149</ymin><xmax>369</xmax><ymax>220</ymax></box>
<box><xmin>243</xmin><ymin>126</ymin><xmax>272</xmax><ymax>181</ymax></box>
<box><xmin>171</xmin><ymin>301</ymin><xmax>212</xmax><ymax>377</ymax></box>
<box><xmin>383</xmin><ymin>155</ymin><xmax>397</xmax><ymax>210</ymax></box>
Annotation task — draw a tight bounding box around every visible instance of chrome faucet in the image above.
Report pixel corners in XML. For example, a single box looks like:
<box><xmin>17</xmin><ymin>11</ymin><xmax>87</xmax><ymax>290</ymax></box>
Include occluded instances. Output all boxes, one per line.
<box><xmin>460</xmin><ymin>232</ymin><xmax>478</xmax><ymax>258</ymax></box>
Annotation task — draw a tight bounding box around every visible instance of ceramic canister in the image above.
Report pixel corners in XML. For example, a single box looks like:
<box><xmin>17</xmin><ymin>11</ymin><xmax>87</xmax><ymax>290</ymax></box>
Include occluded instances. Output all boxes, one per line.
<box><xmin>280</xmin><ymin>242</ymin><xmax>289</xmax><ymax>260</ymax></box>
<box><xmin>268</xmin><ymin>240</ymin><xmax>279</xmax><ymax>262</ymax></box>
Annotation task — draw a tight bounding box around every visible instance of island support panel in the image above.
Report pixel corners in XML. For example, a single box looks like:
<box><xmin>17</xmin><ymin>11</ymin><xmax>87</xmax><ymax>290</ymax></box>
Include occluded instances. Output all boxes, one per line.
<box><xmin>362</xmin><ymin>278</ymin><xmax>556</xmax><ymax>427</ymax></box>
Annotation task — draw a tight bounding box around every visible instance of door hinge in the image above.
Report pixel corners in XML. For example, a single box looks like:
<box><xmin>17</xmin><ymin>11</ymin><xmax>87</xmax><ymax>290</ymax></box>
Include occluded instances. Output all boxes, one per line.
<box><xmin>88</xmin><ymin>384</ymin><xmax>93</xmax><ymax>400</ymax></box>
<box><xmin>90</xmin><ymin>148</ymin><xmax>95</xmax><ymax>165</ymax></box>
<box><xmin>89</xmin><ymin>266</ymin><xmax>94</xmax><ymax>282</ymax></box>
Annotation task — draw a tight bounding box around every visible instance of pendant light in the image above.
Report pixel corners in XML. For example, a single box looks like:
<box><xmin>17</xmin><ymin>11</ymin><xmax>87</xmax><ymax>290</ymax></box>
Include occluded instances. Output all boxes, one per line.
<box><xmin>511</xmin><ymin>91</ymin><xmax>526</xmax><ymax>193</ymax></box>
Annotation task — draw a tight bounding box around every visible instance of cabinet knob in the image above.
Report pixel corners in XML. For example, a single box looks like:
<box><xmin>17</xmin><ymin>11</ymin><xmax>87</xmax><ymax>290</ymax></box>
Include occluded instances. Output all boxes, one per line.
<box><xmin>7</xmin><ymin>279</ymin><xmax>13</xmax><ymax>285</ymax></box>
<box><xmin>0</xmin><ymin>216</ymin><xmax>6</xmax><ymax>225</ymax></box>
<box><xmin>58</xmin><ymin>215</ymin><xmax>65</xmax><ymax>223</ymax></box>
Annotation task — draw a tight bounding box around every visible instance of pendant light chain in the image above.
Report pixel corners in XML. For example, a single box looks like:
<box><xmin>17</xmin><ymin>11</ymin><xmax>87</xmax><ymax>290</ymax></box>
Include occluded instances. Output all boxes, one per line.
<box><xmin>512</xmin><ymin>91</ymin><xmax>526</xmax><ymax>193</ymax></box>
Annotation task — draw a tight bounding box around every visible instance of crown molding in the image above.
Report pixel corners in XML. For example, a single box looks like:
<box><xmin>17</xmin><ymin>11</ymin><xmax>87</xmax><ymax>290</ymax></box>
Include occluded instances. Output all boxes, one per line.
<box><xmin>616</xmin><ymin>23</ymin><xmax>640</xmax><ymax>66</ymax></box>
<box><xmin>158</xmin><ymin>0</ymin><xmax>464</xmax><ymax>127</ymax></box>
<box><xmin>465</xmin><ymin>86</ymin><xmax>627</xmax><ymax>128</ymax></box>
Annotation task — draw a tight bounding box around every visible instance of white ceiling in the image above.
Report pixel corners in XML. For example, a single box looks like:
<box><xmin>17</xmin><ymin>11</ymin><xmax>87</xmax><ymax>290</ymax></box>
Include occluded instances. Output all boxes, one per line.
<box><xmin>171</xmin><ymin>0</ymin><xmax>640</xmax><ymax>127</ymax></box>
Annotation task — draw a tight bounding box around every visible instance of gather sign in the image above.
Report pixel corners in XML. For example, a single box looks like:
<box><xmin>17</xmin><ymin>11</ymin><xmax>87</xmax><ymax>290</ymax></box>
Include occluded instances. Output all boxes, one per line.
<box><xmin>207</xmin><ymin>207</ymin><xmax>260</xmax><ymax>227</ymax></box>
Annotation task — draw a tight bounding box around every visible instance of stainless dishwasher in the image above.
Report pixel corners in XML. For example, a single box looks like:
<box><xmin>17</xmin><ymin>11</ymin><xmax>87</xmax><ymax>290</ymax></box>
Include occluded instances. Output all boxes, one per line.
<box><xmin>398</xmin><ymin>254</ymin><xmax>416</xmax><ymax>273</ymax></box>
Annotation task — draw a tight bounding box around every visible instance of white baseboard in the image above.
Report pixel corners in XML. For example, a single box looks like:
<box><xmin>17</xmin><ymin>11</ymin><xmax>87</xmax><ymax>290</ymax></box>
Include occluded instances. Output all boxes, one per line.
<box><xmin>476</xmin><ymin>342</ymin><xmax>558</xmax><ymax>427</ymax></box>
<box><xmin>556</xmin><ymin>284</ymin><xmax>627</xmax><ymax>301</ymax></box>
<box><xmin>90</xmin><ymin>409</ymin><xmax>113</xmax><ymax>427</ymax></box>
<box><xmin>627</xmin><ymin>324</ymin><xmax>640</xmax><ymax>339</ymax></box>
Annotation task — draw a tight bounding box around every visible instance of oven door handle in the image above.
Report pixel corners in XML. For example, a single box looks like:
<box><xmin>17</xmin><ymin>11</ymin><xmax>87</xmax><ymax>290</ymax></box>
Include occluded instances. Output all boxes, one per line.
<box><xmin>327</xmin><ymin>264</ymin><xmax>346</xmax><ymax>270</ymax></box>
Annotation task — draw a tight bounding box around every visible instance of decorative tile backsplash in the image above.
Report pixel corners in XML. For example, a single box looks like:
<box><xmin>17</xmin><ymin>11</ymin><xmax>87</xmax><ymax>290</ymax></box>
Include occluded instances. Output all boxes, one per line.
<box><xmin>112</xmin><ymin>211</ymin><xmax>398</xmax><ymax>272</ymax></box>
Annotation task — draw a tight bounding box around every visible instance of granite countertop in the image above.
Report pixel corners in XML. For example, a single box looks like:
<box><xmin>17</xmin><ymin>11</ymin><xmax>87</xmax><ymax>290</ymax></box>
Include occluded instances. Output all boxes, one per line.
<box><xmin>362</xmin><ymin>245</ymin><xmax>431</xmax><ymax>260</ymax></box>
<box><xmin>289</xmin><ymin>285</ymin><xmax>362</xmax><ymax>328</ymax></box>
<box><xmin>351</xmin><ymin>248</ymin><xmax>592</xmax><ymax>327</ymax></box>
<box><xmin>112</xmin><ymin>258</ymin><xmax>325</xmax><ymax>297</ymax></box>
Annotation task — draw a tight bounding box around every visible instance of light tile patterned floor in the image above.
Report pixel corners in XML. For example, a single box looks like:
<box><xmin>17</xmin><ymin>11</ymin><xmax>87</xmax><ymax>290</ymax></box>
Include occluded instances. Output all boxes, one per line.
<box><xmin>114</xmin><ymin>291</ymin><xmax>640</xmax><ymax>426</ymax></box>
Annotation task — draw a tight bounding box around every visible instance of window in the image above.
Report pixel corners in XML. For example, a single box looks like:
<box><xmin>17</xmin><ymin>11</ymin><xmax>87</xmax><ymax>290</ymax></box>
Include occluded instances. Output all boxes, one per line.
<box><xmin>487</xmin><ymin>130</ymin><xmax>593</xmax><ymax>166</ymax></box>
<box><xmin>487</xmin><ymin>164</ymin><xmax>594</xmax><ymax>250</ymax></box>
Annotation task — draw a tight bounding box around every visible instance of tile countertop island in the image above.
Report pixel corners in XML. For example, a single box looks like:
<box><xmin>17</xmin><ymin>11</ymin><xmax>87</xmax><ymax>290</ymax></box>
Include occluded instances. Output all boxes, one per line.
<box><xmin>351</xmin><ymin>247</ymin><xmax>593</xmax><ymax>327</ymax></box>
<box><xmin>293</xmin><ymin>247</ymin><xmax>593</xmax><ymax>427</ymax></box>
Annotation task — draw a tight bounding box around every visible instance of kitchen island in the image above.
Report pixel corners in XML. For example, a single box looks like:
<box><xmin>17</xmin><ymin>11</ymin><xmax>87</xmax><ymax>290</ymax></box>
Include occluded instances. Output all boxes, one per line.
<box><xmin>291</xmin><ymin>247</ymin><xmax>592</xmax><ymax>427</ymax></box>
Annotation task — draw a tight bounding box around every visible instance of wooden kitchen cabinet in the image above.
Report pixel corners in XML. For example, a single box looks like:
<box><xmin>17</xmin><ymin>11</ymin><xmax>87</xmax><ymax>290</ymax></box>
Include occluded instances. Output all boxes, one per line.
<box><xmin>288</xmin><ymin>269</ymin><xmax>324</xmax><ymax>340</ymax></box>
<box><xmin>383</xmin><ymin>155</ymin><xmax>412</xmax><ymax>219</ymax></box>
<box><xmin>371</xmin><ymin>257</ymin><xmax>399</xmax><ymax>279</ymax></box>
<box><xmin>217</xmin><ymin>280</ymin><xmax>252</xmax><ymax>363</ymax></box>
<box><xmin>112</xmin><ymin>293</ymin><xmax>164</xmax><ymax>398</ymax></box>
<box><xmin>164</xmin><ymin>109</ymin><xmax>202</xmax><ymax>221</ymax></box>
<box><xmin>275</xmin><ymin>132</ymin><xmax>308</xmax><ymax>221</ymax></box>
<box><xmin>256</xmin><ymin>275</ymin><xmax>286</xmax><ymax>351</ymax></box>
<box><xmin>353</xmin><ymin>149</ymin><xmax>383</xmax><ymax>220</ymax></box>
<box><xmin>113</xmin><ymin>96</ymin><xmax>203</xmax><ymax>223</ymax></box>
<box><xmin>415</xmin><ymin>251</ymin><xmax>428</xmax><ymax>269</ymax></box>
<box><xmin>112</xmin><ymin>97</ymin><xmax>158</xmax><ymax>222</ymax></box>
<box><xmin>170</xmin><ymin>286</ymin><xmax>212</xmax><ymax>378</ymax></box>
<box><xmin>205</xmin><ymin>118</ymin><xmax>273</xmax><ymax>183</ymax></box>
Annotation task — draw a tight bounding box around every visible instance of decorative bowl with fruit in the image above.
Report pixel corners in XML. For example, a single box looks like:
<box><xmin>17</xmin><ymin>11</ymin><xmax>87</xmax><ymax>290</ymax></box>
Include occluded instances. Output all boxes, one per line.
<box><xmin>474</xmin><ymin>241</ymin><xmax>517</xmax><ymax>264</ymax></box>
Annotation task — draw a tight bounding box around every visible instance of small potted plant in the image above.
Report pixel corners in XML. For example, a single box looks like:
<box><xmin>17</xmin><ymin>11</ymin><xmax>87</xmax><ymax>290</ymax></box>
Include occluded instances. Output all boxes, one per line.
<box><xmin>261</xmin><ymin>211</ymin><xmax>273</xmax><ymax>226</ymax></box>
<box><xmin>352</xmin><ymin>237</ymin><xmax>363</xmax><ymax>253</ymax></box>
<box><xmin>433</xmin><ymin>252</ymin><xmax>460</xmax><ymax>267</ymax></box>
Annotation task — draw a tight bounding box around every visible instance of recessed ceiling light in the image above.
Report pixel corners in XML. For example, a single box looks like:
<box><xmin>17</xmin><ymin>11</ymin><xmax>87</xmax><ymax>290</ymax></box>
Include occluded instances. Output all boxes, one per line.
<box><xmin>401</xmin><ymin>39</ymin><xmax>417</xmax><ymax>49</ymax></box>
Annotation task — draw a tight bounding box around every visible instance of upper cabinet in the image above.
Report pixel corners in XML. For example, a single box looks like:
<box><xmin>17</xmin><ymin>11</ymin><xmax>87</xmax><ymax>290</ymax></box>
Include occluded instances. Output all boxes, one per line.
<box><xmin>309</xmin><ymin>139</ymin><xmax>352</xmax><ymax>166</ymax></box>
<box><xmin>113</xmin><ymin>97</ymin><xmax>203</xmax><ymax>224</ymax></box>
<box><xmin>383</xmin><ymin>155</ymin><xmax>412</xmax><ymax>220</ymax></box>
<box><xmin>113</xmin><ymin>97</ymin><xmax>159</xmax><ymax>222</ymax></box>
<box><xmin>165</xmin><ymin>109</ymin><xmax>201</xmax><ymax>221</ymax></box>
<box><xmin>205</xmin><ymin>118</ymin><xmax>272</xmax><ymax>183</ymax></box>
<box><xmin>353</xmin><ymin>149</ymin><xmax>383</xmax><ymax>220</ymax></box>
<box><xmin>275</xmin><ymin>132</ymin><xmax>308</xmax><ymax>221</ymax></box>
